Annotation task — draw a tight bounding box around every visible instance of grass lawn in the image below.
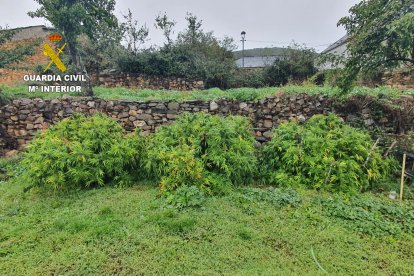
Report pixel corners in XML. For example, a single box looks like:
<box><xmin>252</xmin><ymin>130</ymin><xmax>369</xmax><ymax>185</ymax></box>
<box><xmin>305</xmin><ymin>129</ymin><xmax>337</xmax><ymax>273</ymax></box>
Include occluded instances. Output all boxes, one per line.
<box><xmin>2</xmin><ymin>84</ymin><xmax>414</xmax><ymax>102</ymax></box>
<box><xmin>1</xmin><ymin>178</ymin><xmax>413</xmax><ymax>275</ymax></box>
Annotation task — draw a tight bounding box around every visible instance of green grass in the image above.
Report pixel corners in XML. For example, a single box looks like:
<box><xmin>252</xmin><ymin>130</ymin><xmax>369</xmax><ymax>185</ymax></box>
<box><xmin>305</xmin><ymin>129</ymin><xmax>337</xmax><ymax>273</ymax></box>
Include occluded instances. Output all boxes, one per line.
<box><xmin>1</xmin><ymin>176</ymin><xmax>414</xmax><ymax>275</ymax></box>
<box><xmin>2</xmin><ymin>84</ymin><xmax>414</xmax><ymax>102</ymax></box>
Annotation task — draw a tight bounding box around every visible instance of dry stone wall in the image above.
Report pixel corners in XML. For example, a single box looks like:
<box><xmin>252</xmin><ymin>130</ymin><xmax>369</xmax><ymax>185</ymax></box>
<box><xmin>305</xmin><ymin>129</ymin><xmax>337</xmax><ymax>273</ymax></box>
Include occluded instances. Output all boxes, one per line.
<box><xmin>1</xmin><ymin>93</ymin><xmax>413</xmax><ymax>155</ymax></box>
<box><xmin>382</xmin><ymin>71</ymin><xmax>414</xmax><ymax>89</ymax></box>
<box><xmin>91</xmin><ymin>71</ymin><xmax>205</xmax><ymax>91</ymax></box>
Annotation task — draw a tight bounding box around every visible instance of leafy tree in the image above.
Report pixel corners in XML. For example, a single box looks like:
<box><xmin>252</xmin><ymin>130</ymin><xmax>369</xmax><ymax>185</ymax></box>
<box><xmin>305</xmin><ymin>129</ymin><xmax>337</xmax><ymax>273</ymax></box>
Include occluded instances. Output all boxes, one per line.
<box><xmin>117</xmin><ymin>13</ymin><xmax>237</xmax><ymax>88</ymax></box>
<box><xmin>264</xmin><ymin>44</ymin><xmax>317</xmax><ymax>86</ymax></box>
<box><xmin>337</xmin><ymin>0</ymin><xmax>414</xmax><ymax>91</ymax></box>
<box><xmin>122</xmin><ymin>9</ymin><xmax>149</xmax><ymax>54</ymax></box>
<box><xmin>170</xmin><ymin>14</ymin><xmax>237</xmax><ymax>88</ymax></box>
<box><xmin>155</xmin><ymin>12</ymin><xmax>176</xmax><ymax>48</ymax></box>
<box><xmin>28</xmin><ymin>0</ymin><xmax>119</xmax><ymax>95</ymax></box>
<box><xmin>177</xmin><ymin>13</ymin><xmax>203</xmax><ymax>45</ymax></box>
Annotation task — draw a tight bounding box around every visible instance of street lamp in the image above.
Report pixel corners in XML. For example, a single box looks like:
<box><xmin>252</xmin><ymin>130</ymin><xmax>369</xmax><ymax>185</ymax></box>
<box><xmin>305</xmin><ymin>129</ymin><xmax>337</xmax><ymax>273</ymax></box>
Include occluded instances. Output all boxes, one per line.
<box><xmin>241</xmin><ymin>31</ymin><xmax>246</xmax><ymax>68</ymax></box>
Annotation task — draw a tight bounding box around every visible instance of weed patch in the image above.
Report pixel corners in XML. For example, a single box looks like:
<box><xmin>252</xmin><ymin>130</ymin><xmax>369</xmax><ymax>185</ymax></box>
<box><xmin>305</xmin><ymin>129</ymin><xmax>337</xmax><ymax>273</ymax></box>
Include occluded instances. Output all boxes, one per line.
<box><xmin>317</xmin><ymin>194</ymin><xmax>414</xmax><ymax>236</ymax></box>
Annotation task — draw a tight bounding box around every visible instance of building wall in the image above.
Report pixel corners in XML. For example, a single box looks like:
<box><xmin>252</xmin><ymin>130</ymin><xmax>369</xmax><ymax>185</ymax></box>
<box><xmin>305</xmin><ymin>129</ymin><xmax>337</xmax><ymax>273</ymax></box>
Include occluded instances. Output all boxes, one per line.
<box><xmin>10</xmin><ymin>26</ymin><xmax>55</xmax><ymax>41</ymax></box>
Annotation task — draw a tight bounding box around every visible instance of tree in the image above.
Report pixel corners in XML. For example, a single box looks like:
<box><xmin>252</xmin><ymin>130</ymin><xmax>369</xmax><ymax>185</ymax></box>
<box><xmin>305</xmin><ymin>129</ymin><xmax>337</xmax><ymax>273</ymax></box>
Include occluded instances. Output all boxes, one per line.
<box><xmin>28</xmin><ymin>0</ymin><xmax>119</xmax><ymax>96</ymax></box>
<box><xmin>117</xmin><ymin>12</ymin><xmax>237</xmax><ymax>89</ymax></box>
<box><xmin>337</xmin><ymin>0</ymin><xmax>414</xmax><ymax>91</ymax></box>
<box><xmin>177</xmin><ymin>13</ymin><xmax>203</xmax><ymax>45</ymax></box>
<box><xmin>155</xmin><ymin>12</ymin><xmax>176</xmax><ymax>48</ymax></box>
<box><xmin>122</xmin><ymin>9</ymin><xmax>149</xmax><ymax>54</ymax></box>
<box><xmin>171</xmin><ymin>14</ymin><xmax>237</xmax><ymax>88</ymax></box>
<box><xmin>264</xmin><ymin>44</ymin><xmax>318</xmax><ymax>86</ymax></box>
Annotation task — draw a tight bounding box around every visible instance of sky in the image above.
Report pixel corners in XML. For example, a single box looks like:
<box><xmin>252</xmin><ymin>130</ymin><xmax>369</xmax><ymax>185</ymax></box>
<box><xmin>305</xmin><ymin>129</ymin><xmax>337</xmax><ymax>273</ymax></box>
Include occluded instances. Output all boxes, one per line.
<box><xmin>0</xmin><ymin>0</ymin><xmax>360</xmax><ymax>52</ymax></box>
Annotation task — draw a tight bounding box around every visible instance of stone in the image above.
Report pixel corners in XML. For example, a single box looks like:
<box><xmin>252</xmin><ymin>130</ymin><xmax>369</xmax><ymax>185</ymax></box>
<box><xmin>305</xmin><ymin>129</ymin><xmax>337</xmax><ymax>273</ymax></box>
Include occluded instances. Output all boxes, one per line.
<box><xmin>298</xmin><ymin>115</ymin><xmax>306</xmax><ymax>122</ymax></box>
<box><xmin>168</xmin><ymin>102</ymin><xmax>179</xmax><ymax>110</ymax></box>
<box><xmin>263</xmin><ymin>120</ymin><xmax>273</xmax><ymax>128</ymax></box>
<box><xmin>167</xmin><ymin>114</ymin><xmax>177</xmax><ymax>119</ymax></box>
<box><xmin>133</xmin><ymin>120</ymin><xmax>146</xmax><ymax>127</ymax></box>
<box><xmin>239</xmin><ymin>102</ymin><xmax>248</xmax><ymax>110</ymax></box>
<box><xmin>119</xmin><ymin>112</ymin><xmax>129</xmax><ymax>119</ymax></box>
<box><xmin>19</xmin><ymin>129</ymin><xmax>27</xmax><ymax>136</ymax></box>
<box><xmin>37</xmin><ymin>101</ymin><xmax>46</xmax><ymax>108</ymax></box>
<box><xmin>156</xmin><ymin>103</ymin><xmax>166</xmax><ymax>109</ymax></box>
<box><xmin>196</xmin><ymin>81</ymin><xmax>204</xmax><ymax>87</ymax></box>
<box><xmin>210</xmin><ymin>101</ymin><xmax>219</xmax><ymax>111</ymax></box>
<box><xmin>137</xmin><ymin>114</ymin><xmax>152</xmax><ymax>120</ymax></box>
<box><xmin>256</xmin><ymin>137</ymin><xmax>267</xmax><ymax>143</ymax></box>
<box><xmin>263</xmin><ymin>131</ymin><xmax>273</xmax><ymax>139</ymax></box>
<box><xmin>5</xmin><ymin>150</ymin><xmax>18</xmax><ymax>158</ymax></box>
<box><xmin>129</xmin><ymin>110</ymin><xmax>138</xmax><ymax>116</ymax></box>
<box><xmin>65</xmin><ymin>108</ymin><xmax>74</xmax><ymax>114</ymax></box>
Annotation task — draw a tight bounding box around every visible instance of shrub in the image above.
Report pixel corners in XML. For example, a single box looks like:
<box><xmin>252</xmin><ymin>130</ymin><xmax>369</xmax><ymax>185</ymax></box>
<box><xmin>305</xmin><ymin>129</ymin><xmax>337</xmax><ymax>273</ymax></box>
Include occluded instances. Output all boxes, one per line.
<box><xmin>263</xmin><ymin>44</ymin><xmax>318</xmax><ymax>86</ymax></box>
<box><xmin>259</xmin><ymin>114</ymin><xmax>395</xmax><ymax>193</ymax></box>
<box><xmin>164</xmin><ymin>185</ymin><xmax>206</xmax><ymax>209</ymax></box>
<box><xmin>235</xmin><ymin>187</ymin><xmax>302</xmax><ymax>207</ymax></box>
<box><xmin>21</xmin><ymin>113</ymin><xmax>145</xmax><ymax>190</ymax></box>
<box><xmin>230</xmin><ymin>69</ymin><xmax>266</xmax><ymax>88</ymax></box>
<box><xmin>0</xmin><ymin>156</ymin><xmax>22</xmax><ymax>181</ymax></box>
<box><xmin>147</xmin><ymin>113</ymin><xmax>257</xmax><ymax>194</ymax></box>
<box><xmin>115</xmin><ymin>14</ymin><xmax>237</xmax><ymax>89</ymax></box>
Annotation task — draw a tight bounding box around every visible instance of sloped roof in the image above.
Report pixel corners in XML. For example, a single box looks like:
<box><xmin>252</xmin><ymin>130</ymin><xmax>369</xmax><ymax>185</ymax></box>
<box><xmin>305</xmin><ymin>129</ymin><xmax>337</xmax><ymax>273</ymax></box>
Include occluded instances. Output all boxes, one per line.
<box><xmin>321</xmin><ymin>35</ymin><xmax>348</xmax><ymax>54</ymax></box>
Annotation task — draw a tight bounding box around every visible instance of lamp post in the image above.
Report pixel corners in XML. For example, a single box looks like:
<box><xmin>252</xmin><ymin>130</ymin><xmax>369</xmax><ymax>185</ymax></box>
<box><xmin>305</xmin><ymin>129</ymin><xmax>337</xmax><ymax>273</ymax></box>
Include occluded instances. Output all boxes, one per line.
<box><xmin>241</xmin><ymin>31</ymin><xmax>246</xmax><ymax>68</ymax></box>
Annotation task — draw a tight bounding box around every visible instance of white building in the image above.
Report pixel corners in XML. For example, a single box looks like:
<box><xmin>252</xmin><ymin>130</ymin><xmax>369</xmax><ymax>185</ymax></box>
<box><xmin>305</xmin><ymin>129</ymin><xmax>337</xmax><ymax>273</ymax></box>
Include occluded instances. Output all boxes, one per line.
<box><xmin>321</xmin><ymin>35</ymin><xmax>348</xmax><ymax>69</ymax></box>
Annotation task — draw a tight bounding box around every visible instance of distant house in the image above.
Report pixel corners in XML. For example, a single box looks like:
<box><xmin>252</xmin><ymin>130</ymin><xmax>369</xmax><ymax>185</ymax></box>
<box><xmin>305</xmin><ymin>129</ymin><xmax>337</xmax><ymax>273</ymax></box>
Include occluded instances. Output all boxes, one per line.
<box><xmin>321</xmin><ymin>35</ymin><xmax>348</xmax><ymax>69</ymax></box>
<box><xmin>233</xmin><ymin>47</ymin><xmax>288</xmax><ymax>69</ymax></box>
<box><xmin>235</xmin><ymin>56</ymin><xmax>281</xmax><ymax>68</ymax></box>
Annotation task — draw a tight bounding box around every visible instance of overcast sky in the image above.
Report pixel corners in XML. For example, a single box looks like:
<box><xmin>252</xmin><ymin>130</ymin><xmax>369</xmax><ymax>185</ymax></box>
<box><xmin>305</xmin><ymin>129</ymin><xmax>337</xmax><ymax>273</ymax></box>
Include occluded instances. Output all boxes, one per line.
<box><xmin>0</xmin><ymin>0</ymin><xmax>360</xmax><ymax>52</ymax></box>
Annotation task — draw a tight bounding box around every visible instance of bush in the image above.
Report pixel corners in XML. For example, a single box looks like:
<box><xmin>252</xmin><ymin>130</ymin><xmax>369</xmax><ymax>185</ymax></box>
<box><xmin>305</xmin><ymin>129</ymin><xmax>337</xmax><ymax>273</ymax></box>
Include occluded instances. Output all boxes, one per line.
<box><xmin>263</xmin><ymin>45</ymin><xmax>317</xmax><ymax>86</ymax></box>
<box><xmin>164</xmin><ymin>185</ymin><xmax>206</xmax><ymax>209</ymax></box>
<box><xmin>21</xmin><ymin>113</ymin><xmax>145</xmax><ymax>190</ymax></box>
<box><xmin>0</xmin><ymin>156</ymin><xmax>22</xmax><ymax>181</ymax></box>
<box><xmin>235</xmin><ymin>187</ymin><xmax>302</xmax><ymax>207</ymax></box>
<box><xmin>147</xmin><ymin>113</ymin><xmax>257</xmax><ymax>194</ymax></box>
<box><xmin>259</xmin><ymin>114</ymin><xmax>395</xmax><ymax>193</ymax></box>
<box><xmin>230</xmin><ymin>69</ymin><xmax>266</xmax><ymax>88</ymax></box>
<box><xmin>115</xmin><ymin>14</ymin><xmax>237</xmax><ymax>89</ymax></box>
